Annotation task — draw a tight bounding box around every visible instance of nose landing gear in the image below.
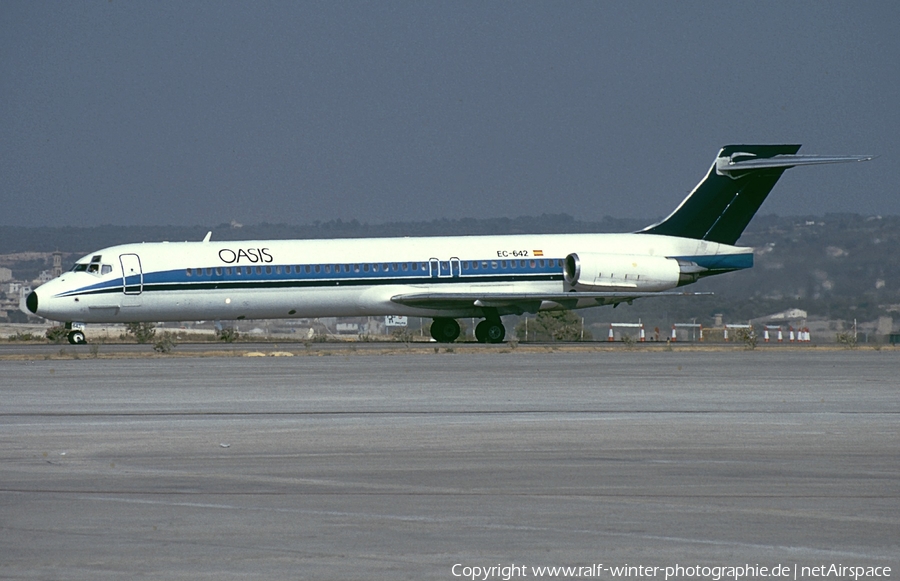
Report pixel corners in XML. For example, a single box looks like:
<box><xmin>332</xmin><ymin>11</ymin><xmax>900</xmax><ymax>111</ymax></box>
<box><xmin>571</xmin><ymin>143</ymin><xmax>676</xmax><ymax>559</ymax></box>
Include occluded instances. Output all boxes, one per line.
<box><xmin>67</xmin><ymin>330</ymin><xmax>87</xmax><ymax>344</ymax></box>
<box><xmin>65</xmin><ymin>322</ymin><xmax>87</xmax><ymax>344</ymax></box>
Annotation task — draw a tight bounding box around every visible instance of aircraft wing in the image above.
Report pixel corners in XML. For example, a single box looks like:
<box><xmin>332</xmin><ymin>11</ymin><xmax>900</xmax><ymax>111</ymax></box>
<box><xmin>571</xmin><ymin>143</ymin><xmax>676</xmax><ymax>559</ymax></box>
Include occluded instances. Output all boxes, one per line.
<box><xmin>390</xmin><ymin>290</ymin><xmax>711</xmax><ymax>311</ymax></box>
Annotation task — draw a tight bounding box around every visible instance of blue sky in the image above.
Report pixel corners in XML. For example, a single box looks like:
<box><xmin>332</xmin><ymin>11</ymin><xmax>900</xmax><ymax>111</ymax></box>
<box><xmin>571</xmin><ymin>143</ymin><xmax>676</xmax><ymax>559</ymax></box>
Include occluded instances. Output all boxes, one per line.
<box><xmin>2</xmin><ymin>1</ymin><xmax>897</xmax><ymax>227</ymax></box>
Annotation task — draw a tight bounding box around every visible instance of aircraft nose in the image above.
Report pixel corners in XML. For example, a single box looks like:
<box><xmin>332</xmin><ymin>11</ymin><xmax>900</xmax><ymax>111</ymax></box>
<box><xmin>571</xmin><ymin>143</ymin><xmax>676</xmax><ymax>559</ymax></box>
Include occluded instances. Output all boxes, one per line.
<box><xmin>25</xmin><ymin>291</ymin><xmax>38</xmax><ymax>314</ymax></box>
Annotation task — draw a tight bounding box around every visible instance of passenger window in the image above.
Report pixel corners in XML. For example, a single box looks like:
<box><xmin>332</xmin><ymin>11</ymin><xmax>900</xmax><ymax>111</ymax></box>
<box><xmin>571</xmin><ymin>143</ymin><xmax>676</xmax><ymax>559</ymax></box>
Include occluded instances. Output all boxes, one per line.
<box><xmin>402</xmin><ymin>263</ymin><xmax>408</xmax><ymax>271</ymax></box>
<box><xmin>225</xmin><ymin>267</ymin><xmax>232</xmax><ymax>275</ymax></box>
<box><xmin>491</xmin><ymin>261</ymin><xmax>498</xmax><ymax>269</ymax></box>
<box><xmin>306</xmin><ymin>265</ymin><xmax>312</xmax><ymax>273</ymax></box>
<box><xmin>354</xmin><ymin>264</ymin><xmax>360</xmax><ymax>273</ymax></box>
<box><xmin>186</xmin><ymin>268</ymin><xmax>192</xmax><ymax>276</ymax></box>
<box><xmin>215</xmin><ymin>267</ymin><xmax>222</xmax><ymax>276</ymax></box>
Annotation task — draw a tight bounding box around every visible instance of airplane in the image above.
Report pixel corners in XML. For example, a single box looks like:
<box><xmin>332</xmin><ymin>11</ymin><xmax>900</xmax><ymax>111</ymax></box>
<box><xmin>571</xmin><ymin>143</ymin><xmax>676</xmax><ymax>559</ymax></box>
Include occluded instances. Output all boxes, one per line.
<box><xmin>24</xmin><ymin>144</ymin><xmax>871</xmax><ymax>345</ymax></box>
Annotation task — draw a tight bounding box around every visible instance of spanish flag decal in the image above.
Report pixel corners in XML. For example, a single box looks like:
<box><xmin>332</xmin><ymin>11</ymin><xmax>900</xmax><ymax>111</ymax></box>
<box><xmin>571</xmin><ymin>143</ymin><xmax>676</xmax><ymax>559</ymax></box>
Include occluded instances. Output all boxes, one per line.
<box><xmin>533</xmin><ymin>250</ymin><xmax>544</xmax><ymax>257</ymax></box>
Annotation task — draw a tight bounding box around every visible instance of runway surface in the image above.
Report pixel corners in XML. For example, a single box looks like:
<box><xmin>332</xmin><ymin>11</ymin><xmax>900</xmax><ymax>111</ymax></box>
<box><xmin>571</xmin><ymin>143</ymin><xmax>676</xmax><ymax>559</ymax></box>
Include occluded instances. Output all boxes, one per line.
<box><xmin>2</xmin><ymin>351</ymin><xmax>898</xmax><ymax>579</ymax></box>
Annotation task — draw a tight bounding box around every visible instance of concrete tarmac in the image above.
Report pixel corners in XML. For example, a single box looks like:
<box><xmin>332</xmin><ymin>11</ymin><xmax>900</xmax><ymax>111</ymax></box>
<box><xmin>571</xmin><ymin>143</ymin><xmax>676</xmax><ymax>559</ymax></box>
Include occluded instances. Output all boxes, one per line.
<box><xmin>1</xmin><ymin>351</ymin><xmax>898</xmax><ymax>579</ymax></box>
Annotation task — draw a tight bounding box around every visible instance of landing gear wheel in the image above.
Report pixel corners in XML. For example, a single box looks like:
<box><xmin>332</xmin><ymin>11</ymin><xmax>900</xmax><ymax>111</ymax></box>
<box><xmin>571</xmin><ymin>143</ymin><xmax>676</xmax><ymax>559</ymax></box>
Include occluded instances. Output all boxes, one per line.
<box><xmin>430</xmin><ymin>318</ymin><xmax>460</xmax><ymax>343</ymax></box>
<box><xmin>67</xmin><ymin>331</ymin><xmax>86</xmax><ymax>345</ymax></box>
<box><xmin>475</xmin><ymin>320</ymin><xmax>505</xmax><ymax>343</ymax></box>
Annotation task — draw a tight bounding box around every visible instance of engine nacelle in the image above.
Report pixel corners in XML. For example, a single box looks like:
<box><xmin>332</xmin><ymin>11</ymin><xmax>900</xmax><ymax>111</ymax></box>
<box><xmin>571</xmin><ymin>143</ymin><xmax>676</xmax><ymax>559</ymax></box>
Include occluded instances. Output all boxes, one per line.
<box><xmin>563</xmin><ymin>253</ymin><xmax>683</xmax><ymax>292</ymax></box>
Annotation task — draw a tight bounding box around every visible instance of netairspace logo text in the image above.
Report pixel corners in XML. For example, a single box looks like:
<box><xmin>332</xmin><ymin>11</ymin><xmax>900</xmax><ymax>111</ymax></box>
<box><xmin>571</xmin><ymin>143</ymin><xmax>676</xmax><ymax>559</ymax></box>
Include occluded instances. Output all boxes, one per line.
<box><xmin>450</xmin><ymin>563</ymin><xmax>892</xmax><ymax>580</ymax></box>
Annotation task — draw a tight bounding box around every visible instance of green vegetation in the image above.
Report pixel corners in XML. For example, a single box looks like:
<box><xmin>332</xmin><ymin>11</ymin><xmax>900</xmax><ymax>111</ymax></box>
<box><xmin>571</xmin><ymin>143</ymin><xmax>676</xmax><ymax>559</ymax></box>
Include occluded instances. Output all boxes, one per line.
<box><xmin>124</xmin><ymin>322</ymin><xmax>156</xmax><ymax>344</ymax></box>
<box><xmin>45</xmin><ymin>325</ymin><xmax>68</xmax><ymax>344</ymax></box>
<box><xmin>216</xmin><ymin>327</ymin><xmax>239</xmax><ymax>343</ymax></box>
<box><xmin>152</xmin><ymin>332</ymin><xmax>177</xmax><ymax>353</ymax></box>
<box><xmin>734</xmin><ymin>328</ymin><xmax>758</xmax><ymax>350</ymax></box>
<box><xmin>835</xmin><ymin>331</ymin><xmax>858</xmax><ymax>349</ymax></box>
<box><xmin>515</xmin><ymin>311</ymin><xmax>592</xmax><ymax>342</ymax></box>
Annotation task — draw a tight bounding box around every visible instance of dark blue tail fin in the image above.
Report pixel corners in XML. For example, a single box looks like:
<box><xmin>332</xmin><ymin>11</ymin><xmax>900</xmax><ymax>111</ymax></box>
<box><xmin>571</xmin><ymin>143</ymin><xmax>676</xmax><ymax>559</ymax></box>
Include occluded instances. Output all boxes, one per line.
<box><xmin>639</xmin><ymin>145</ymin><xmax>871</xmax><ymax>245</ymax></box>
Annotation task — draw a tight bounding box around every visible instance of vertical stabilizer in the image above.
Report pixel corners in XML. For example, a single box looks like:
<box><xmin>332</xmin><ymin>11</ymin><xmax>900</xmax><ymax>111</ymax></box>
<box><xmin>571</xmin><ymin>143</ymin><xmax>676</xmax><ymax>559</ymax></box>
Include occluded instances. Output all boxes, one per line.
<box><xmin>639</xmin><ymin>145</ymin><xmax>871</xmax><ymax>245</ymax></box>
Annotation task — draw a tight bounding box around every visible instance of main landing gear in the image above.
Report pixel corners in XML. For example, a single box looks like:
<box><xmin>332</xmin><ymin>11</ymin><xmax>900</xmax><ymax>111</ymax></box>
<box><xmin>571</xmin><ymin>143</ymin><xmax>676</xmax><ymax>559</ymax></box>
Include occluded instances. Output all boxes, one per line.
<box><xmin>430</xmin><ymin>318</ymin><xmax>460</xmax><ymax>343</ymax></box>
<box><xmin>475</xmin><ymin>319</ymin><xmax>505</xmax><ymax>343</ymax></box>
<box><xmin>430</xmin><ymin>317</ymin><xmax>507</xmax><ymax>343</ymax></box>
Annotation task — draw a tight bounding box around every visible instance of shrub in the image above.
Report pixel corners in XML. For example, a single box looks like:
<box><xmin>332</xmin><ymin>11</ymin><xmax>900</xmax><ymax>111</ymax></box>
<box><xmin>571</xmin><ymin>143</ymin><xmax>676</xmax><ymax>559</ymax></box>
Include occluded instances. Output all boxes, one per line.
<box><xmin>45</xmin><ymin>326</ymin><xmax>68</xmax><ymax>344</ymax></box>
<box><xmin>835</xmin><ymin>331</ymin><xmax>858</xmax><ymax>349</ymax></box>
<box><xmin>125</xmin><ymin>322</ymin><xmax>157</xmax><ymax>344</ymax></box>
<box><xmin>216</xmin><ymin>327</ymin><xmax>239</xmax><ymax>343</ymax></box>
<box><xmin>153</xmin><ymin>332</ymin><xmax>177</xmax><ymax>353</ymax></box>
<box><xmin>734</xmin><ymin>328</ymin><xmax>757</xmax><ymax>350</ymax></box>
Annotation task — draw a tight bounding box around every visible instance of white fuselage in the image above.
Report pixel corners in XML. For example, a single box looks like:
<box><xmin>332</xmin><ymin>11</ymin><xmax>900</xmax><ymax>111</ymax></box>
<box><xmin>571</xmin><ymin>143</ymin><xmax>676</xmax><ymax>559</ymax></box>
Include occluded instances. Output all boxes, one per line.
<box><xmin>30</xmin><ymin>232</ymin><xmax>751</xmax><ymax>323</ymax></box>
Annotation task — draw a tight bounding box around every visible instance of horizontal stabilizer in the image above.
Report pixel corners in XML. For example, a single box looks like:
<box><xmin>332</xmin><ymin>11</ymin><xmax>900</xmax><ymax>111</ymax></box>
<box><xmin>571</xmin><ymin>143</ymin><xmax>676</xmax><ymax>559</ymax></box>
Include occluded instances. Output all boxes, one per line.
<box><xmin>716</xmin><ymin>153</ymin><xmax>874</xmax><ymax>175</ymax></box>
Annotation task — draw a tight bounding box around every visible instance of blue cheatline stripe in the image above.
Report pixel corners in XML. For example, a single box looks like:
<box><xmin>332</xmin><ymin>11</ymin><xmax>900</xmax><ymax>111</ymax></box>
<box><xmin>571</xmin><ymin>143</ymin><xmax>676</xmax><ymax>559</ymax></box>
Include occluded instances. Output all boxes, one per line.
<box><xmin>674</xmin><ymin>253</ymin><xmax>753</xmax><ymax>271</ymax></box>
<box><xmin>57</xmin><ymin>259</ymin><xmax>567</xmax><ymax>298</ymax></box>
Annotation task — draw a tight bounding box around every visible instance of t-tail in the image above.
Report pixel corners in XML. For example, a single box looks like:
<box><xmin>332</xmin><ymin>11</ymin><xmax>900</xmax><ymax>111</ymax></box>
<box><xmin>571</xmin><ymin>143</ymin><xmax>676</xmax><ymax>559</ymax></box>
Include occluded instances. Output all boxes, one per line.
<box><xmin>639</xmin><ymin>145</ymin><xmax>873</xmax><ymax>245</ymax></box>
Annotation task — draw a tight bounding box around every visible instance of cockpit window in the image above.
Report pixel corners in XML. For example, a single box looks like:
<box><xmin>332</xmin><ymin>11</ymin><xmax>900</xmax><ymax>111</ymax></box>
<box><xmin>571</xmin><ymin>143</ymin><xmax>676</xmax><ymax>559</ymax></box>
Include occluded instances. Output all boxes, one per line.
<box><xmin>72</xmin><ymin>261</ymin><xmax>112</xmax><ymax>275</ymax></box>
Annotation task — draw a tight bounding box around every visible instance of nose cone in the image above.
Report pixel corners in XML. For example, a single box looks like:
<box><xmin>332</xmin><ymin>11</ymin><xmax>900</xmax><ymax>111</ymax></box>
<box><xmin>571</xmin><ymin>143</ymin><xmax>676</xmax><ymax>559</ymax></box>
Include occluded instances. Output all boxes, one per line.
<box><xmin>25</xmin><ymin>291</ymin><xmax>38</xmax><ymax>314</ymax></box>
